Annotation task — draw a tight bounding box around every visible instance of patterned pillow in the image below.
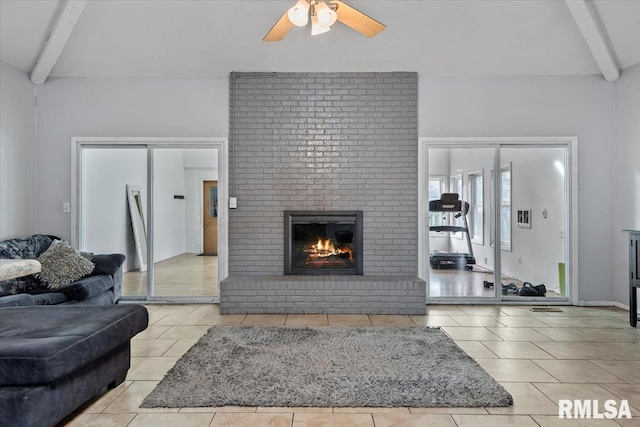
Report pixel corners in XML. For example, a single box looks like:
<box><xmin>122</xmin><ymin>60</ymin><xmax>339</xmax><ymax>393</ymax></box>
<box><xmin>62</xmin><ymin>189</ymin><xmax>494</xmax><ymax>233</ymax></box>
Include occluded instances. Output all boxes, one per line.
<box><xmin>36</xmin><ymin>240</ymin><xmax>95</xmax><ymax>289</ymax></box>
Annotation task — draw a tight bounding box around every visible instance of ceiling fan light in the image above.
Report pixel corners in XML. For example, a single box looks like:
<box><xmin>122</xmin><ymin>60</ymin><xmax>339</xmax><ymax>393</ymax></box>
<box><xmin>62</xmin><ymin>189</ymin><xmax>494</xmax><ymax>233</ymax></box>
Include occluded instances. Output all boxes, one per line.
<box><xmin>315</xmin><ymin>1</ymin><xmax>332</xmax><ymax>27</ymax></box>
<box><xmin>327</xmin><ymin>9</ymin><xmax>338</xmax><ymax>27</ymax></box>
<box><xmin>311</xmin><ymin>15</ymin><xmax>330</xmax><ymax>35</ymax></box>
<box><xmin>288</xmin><ymin>0</ymin><xmax>309</xmax><ymax>27</ymax></box>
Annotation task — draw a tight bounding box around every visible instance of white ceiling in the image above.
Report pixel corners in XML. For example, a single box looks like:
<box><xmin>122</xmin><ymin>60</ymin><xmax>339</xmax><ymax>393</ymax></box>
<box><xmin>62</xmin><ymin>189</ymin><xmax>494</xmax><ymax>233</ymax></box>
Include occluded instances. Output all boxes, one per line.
<box><xmin>1</xmin><ymin>0</ymin><xmax>639</xmax><ymax>80</ymax></box>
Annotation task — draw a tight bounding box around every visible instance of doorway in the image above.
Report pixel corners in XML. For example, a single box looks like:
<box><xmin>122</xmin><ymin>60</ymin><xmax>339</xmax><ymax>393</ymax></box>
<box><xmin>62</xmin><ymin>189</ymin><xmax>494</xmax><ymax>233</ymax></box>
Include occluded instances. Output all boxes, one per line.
<box><xmin>419</xmin><ymin>137</ymin><xmax>578</xmax><ymax>303</ymax></box>
<box><xmin>203</xmin><ymin>181</ymin><xmax>218</xmax><ymax>256</ymax></box>
<box><xmin>72</xmin><ymin>138</ymin><xmax>228</xmax><ymax>302</ymax></box>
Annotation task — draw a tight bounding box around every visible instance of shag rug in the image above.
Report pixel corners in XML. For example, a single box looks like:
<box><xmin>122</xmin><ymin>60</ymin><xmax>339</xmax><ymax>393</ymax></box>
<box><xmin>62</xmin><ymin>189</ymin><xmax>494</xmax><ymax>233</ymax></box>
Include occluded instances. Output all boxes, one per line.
<box><xmin>141</xmin><ymin>326</ymin><xmax>512</xmax><ymax>408</ymax></box>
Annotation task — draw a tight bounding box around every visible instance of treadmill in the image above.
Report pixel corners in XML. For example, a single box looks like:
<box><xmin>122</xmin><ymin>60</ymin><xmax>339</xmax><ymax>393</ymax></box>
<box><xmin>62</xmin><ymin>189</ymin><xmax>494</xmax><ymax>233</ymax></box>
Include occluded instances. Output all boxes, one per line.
<box><xmin>429</xmin><ymin>193</ymin><xmax>476</xmax><ymax>270</ymax></box>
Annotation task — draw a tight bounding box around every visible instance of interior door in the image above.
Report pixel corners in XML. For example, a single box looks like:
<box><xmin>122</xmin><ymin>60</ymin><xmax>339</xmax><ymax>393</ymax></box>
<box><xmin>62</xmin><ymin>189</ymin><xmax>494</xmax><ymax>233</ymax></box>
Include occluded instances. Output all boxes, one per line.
<box><xmin>203</xmin><ymin>181</ymin><xmax>218</xmax><ymax>255</ymax></box>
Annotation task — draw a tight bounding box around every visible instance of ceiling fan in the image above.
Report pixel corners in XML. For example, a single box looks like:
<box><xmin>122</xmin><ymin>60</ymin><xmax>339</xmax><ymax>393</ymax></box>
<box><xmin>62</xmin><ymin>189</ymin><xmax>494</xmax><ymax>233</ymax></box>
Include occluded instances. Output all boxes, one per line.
<box><xmin>263</xmin><ymin>0</ymin><xmax>385</xmax><ymax>41</ymax></box>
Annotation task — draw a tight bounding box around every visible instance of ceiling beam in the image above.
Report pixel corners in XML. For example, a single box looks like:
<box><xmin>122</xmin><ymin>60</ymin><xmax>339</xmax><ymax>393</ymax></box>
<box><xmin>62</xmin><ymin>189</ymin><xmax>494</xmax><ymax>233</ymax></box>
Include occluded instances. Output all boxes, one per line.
<box><xmin>565</xmin><ymin>0</ymin><xmax>620</xmax><ymax>82</ymax></box>
<box><xmin>30</xmin><ymin>0</ymin><xmax>88</xmax><ymax>85</ymax></box>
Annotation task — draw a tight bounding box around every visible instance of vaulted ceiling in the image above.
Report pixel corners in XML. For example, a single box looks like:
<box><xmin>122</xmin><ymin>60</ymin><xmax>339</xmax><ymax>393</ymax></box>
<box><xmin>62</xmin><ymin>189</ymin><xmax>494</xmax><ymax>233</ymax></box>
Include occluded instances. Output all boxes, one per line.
<box><xmin>1</xmin><ymin>0</ymin><xmax>639</xmax><ymax>83</ymax></box>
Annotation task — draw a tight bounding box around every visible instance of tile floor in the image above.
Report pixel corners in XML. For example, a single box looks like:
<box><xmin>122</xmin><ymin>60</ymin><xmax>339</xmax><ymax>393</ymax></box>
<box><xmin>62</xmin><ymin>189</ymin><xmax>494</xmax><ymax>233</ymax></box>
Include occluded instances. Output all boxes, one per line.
<box><xmin>63</xmin><ymin>304</ymin><xmax>640</xmax><ymax>427</ymax></box>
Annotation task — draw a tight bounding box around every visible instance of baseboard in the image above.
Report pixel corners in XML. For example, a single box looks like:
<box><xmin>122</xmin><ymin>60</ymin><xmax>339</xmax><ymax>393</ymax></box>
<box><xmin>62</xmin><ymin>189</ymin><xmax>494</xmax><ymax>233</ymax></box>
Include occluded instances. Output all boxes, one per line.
<box><xmin>578</xmin><ymin>300</ymin><xmax>615</xmax><ymax>307</ymax></box>
<box><xmin>614</xmin><ymin>301</ymin><xmax>640</xmax><ymax>314</ymax></box>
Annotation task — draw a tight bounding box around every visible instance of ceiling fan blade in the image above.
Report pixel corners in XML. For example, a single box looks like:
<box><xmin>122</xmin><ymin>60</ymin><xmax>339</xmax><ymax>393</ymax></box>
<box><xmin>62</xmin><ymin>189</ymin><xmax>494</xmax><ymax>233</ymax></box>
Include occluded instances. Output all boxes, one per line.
<box><xmin>330</xmin><ymin>0</ymin><xmax>385</xmax><ymax>37</ymax></box>
<box><xmin>263</xmin><ymin>11</ymin><xmax>294</xmax><ymax>41</ymax></box>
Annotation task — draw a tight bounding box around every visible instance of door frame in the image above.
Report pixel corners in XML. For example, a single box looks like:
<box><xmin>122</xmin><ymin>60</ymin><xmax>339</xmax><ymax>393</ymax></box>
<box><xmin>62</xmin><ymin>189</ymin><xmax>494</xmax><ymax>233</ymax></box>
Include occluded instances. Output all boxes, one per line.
<box><xmin>71</xmin><ymin>137</ymin><xmax>229</xmax><ymax>302</ymax></box>
<box><xmin>419</xmin><ymin>137</ymin><xmax>578</xmax><ymax>304</ymax></box>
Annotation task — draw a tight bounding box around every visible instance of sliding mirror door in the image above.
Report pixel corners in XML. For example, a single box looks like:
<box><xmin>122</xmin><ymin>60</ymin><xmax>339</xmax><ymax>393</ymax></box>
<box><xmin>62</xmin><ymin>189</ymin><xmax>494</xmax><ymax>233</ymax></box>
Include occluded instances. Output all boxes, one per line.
<box><xmin>150</xmin><ymin>148</ymin><xmax>219</xmax><ymax>298</ymax></box>
<box><xmin>80</xmin><ymin>147</ymin><xmax>148</xmax><ymax>298</ymax></box>
<box><xmin>427</xmin><ymin>147</ymin><xmax>497</xmax><ymax>298</ymax></box>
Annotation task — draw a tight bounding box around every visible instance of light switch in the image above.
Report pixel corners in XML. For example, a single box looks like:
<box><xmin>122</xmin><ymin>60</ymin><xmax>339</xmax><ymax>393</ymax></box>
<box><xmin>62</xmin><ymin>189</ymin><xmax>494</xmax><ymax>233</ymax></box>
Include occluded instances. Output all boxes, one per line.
<box><xmin>229</xmin><ymin>197</ymin><xmax>237</xmax><ymax>209</ymax></box>
<box><xmin>62</xmin><ymin>202</ymin><xmax>71</xmax><ymax>213</ymax></box>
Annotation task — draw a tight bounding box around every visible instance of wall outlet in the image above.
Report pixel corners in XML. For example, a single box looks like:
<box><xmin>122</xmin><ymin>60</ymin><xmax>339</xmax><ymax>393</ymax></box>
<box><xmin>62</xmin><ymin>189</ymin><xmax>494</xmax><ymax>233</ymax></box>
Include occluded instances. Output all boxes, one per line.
<box><xmin>229</xmin><ymin>197</ymin><xmax>237</xmax><ymax>209</ymax></box>
<box><xmin>62</xmin><ymin>202</ymin><xmax>70</xmax><ymax>213</ymax></box>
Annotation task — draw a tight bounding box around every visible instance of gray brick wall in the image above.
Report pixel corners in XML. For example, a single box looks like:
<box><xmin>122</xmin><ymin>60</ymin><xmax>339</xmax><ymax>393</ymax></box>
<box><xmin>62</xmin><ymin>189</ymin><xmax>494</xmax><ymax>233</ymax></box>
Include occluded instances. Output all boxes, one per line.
<box><xmin>229</xmin><ymin>72</ymin><xmax>419</xmax><ymax>275</ymax></box>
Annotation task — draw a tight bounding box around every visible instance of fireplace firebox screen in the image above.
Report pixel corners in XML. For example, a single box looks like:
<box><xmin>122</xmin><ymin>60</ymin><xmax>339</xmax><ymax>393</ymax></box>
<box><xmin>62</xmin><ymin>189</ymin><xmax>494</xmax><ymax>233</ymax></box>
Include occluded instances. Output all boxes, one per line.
<box><xmin>284</xmin><ymin>211</ymin><xmax>363</xmax><ymax>275</ymax></box>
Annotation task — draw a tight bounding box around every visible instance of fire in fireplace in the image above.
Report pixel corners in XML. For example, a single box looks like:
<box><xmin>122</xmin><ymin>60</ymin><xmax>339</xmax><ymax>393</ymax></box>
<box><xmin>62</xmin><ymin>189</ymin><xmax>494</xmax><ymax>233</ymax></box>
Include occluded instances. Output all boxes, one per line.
<box><xmin>284</xmin><ymin>211</ymin><xmax>363</xmax><ymax>275</ymax></box>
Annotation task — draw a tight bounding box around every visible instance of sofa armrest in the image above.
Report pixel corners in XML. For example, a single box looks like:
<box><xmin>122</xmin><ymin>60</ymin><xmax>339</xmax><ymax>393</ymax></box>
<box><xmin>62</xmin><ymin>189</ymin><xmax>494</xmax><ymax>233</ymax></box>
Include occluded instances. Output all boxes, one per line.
<box><xmin>90</xmin><ymin>254</ymin><xmax>125</xmax><ymax>303</ymax></box>
<box><xmin>90</xmin><ymin>254</ymin><xmax>125</xmax><ymax>276</ymax></box>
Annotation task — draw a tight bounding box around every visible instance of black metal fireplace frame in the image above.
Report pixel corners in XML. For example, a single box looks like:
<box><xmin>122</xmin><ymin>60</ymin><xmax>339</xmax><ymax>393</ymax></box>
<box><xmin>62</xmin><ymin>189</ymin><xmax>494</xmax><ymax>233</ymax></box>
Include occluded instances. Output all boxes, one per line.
<box><xmin>284</xmin><ymin>210</ymin><xmax>364</xmax><ymax>275</ymax></box>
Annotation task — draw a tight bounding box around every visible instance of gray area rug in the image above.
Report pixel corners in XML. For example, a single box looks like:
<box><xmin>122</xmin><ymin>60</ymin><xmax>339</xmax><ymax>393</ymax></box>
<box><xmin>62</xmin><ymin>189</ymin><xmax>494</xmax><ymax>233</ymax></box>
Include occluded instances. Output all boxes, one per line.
<box><xmin>142</xmin><ymin>326</ymin><xmax>513</xmax><ymax>408</ymax></box>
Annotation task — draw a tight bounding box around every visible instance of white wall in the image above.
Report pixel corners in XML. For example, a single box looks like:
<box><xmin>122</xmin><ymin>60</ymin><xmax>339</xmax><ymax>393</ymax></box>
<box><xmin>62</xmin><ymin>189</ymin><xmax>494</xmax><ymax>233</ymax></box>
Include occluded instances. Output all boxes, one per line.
<box><xmin>152</xmin><ymin>149</ymin><xmax>186</xmax><ymax>261</ymax></box>
<box><xmin>34</xmin><ymin>77</ymin><xmax>229</xmax><ymax>242</ymax></box>
<box><xmin>420</xmin><ymin>76</ymin><xmax>615</xmax><ymax>303</ymax></box>
<box><xmin>0</xmin><ymin>61</ymin><xmax>36</xmax><ymax>239</ymax></box>
<box><xmin>613</xmin><ymin>64</ymin><xmax>640</xmax><ymax>309</ymax></box>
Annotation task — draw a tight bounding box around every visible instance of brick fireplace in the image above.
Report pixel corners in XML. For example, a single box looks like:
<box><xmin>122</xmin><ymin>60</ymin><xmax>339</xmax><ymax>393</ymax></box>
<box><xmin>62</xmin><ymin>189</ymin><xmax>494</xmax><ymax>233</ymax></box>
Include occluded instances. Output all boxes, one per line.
<box><xmin>220</xmin><ymin>72</ymin><xmax>425</xmax><ymax>314</ymax></box>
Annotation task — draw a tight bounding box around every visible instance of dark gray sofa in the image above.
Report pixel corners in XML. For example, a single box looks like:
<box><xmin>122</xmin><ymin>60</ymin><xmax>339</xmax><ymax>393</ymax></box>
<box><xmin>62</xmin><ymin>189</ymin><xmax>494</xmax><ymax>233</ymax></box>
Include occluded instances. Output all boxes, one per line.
<box><xmin>0</xmin><ymin>234</ymin><xmax>125</xmax><ymax>307</ymax></box>
<box><xmin>0</xmin><ymin>305</ymin><xmax>148</xmax><ymax>427</ymax></box>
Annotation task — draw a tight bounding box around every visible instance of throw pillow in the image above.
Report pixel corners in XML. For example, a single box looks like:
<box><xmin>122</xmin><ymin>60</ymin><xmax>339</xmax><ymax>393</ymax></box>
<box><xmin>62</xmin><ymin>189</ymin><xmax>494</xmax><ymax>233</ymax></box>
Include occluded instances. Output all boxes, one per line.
<box><xmin>36</xmin><ymin>240</ymin><xmax>95</xmax><ymax>289</ymax></box>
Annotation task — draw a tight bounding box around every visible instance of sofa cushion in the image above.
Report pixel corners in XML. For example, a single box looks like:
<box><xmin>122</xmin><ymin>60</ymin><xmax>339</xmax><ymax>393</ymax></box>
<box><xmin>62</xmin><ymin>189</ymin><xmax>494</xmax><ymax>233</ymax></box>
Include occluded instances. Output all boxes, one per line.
<box><xmin>0</xmin><ymin>305</ymin><xmax>148</xmax><ymax>386</ymax></box>
<box><xmin>0</xmin><ymin>294</ymin><xmax>35</xmax><ymax>307</ymax></box>
<box><xmin>0</xmin><ymin>293</ymin><xmax>66</xmax><ymax>307</ymax></box>
<box><xmin>36</xmin><ymin>240</ymin><xmax>95</xmax><ymax>288</ymax></box>
<box><xmin>56</xmin><ymin>274</ymin><xmax>114</xmax><ymax>301</ymax></box>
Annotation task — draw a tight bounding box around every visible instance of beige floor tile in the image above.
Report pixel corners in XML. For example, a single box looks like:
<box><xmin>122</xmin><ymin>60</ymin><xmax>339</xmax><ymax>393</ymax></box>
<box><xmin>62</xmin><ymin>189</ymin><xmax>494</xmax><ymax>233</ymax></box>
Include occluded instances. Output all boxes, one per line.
<box><xmin>452</xmin><ymin>414</ymin><xmax>539</xmax><ymax>426</ymax></box>
<box><xmin>450</xmin><ymin>315</ymin><xmax>506</xmax><ymax>327</ymax></box>
<box><xmin>533</xmin><ymin>328</ymin><xmax>601</xmax><ymax>342</ymax></box>
<box><xmin>369</xmin><ymin>315</ymin><xmax>416</xmax><ymax>327</ymax></box>
<box><xmin>616</xmin><ymin>417</ymin><xmax>640</xmax><ymax>427</ymax></box>
<box><xmin>583</xmin><ymin>343</ymin><xmax>640</xmax><ymax>360</ymax></box>
<box><xmin>591</xmin><ymin>360</ymin><xmax>640</xmax><ymax>383</ymax></box>
<box><xmin>581</xmin><ymin>316</ymin><xmax>631</xmax><ymax>328</ymax></box>
<box><xmin>133</xmin><ymin>325</ymin><xmax>171</xmax><ymax>340</ymax></box>
<box><xmin>211</xmin><ymin>412</ymin><xmax>293</xmax><ymax>427</ymax></box>
<box><xmin>153</xmin><ymin>305</ymin><xmax>199</xmax><ymax>316</ymax></box>
<box><xmin>487</xmin><ymin>327</ymin><xmax>557</xmax><ymax>342</ymax></box>
<box><xmin>131</xmin><ymin>339</ymin><xmax>178</xmax><ymax>357</ymax></box>
<box><xmin>328</xmin><ymin>314</ymin><xmax>372</xmax><ymax>326</ymax></box>
<box><xmin>410</xmin><ymin>315</ymin><xmax>460</xmax><ymax>327</ymax></box>
<box><xmin>486</xmin><ymin>383</ymin><xmax>558</xmax><ymax>415</ymax></box>
<box><xmin>481</xmin><ymin>341</ymin><xmax>555</xmax><ymax>359</ymax></box>
<box><xmin>534</xmin><ymin>316</ymin><xmax>592</xmax><ymax>328</ymax></box>
<box><xmin>601</xmin><ymin>383</ymin><xmax>640</xmax><ymax>411</ymax></box>
<box><xmin>103</xmin><ymin>381</ymin><xmax>179</xmax><ymax>413</ymax></box>
<box><xmin>333</xmin><ymin>407</ymin><xmax>410</xmax><ymax>414</ymax></box>
<box><xmin>256</xmin><ymin>407</ymin><xmax>332</xmax><ymax>413</ymax></box>
<box><xmin>373</xmin><ymin>413</ymin><xmax>457</xmax><ymax>427</ymax></box>
<box><xmin>147</xmin><ymin>312</ymin><xmax>168</xmax><ymax>326</ymax></box>
<box><xmin>154</xmin><ymin>313</ymin><xmax>208</xmax><ymax>326</ymax></box>
<box><xmin>197</xmin><ymin>314</ymin><xmax>246</xmax><ymax>326</ymax></box>
<box><xmin>455</xmin><ymin>341</ymin><xmax>499</xmax><ymax>359</ymax></box>
<box><xmin>190</xmin><ymin>304</ymin><xmax>220</xmax><ymax>316</ymax></box>
<box><xmin>531</xmin><ymin>415</ymin><xmax>621</xmax><ymax>427</ymax></box>
<box><xmin>409</xmin><ymin>407</ymin><xmax>489</xmax><ymax>414</ymax></box>
<box><xmin>579</xmin><ymin>328</ymin><xmax>640</xmax><ymax>343</ymax></box>
<box><xmin>476</xmin><ymin>359</ymin><xmax>559</xmax><ymax>383</ymax></box>
<box><xmin>533</xmin><ymin>383</ymin><xmax>623</xmax><ymax>404</ymax></box>
<box><xmin>533</xmin><ymin>341</ymin><xmax>612</xmax><ymax>360</ymax></box>
<box><xmin>293</xmin><ymin>412</ymin><xmax>374</xmax><ymax>427</ymax></box>
<box><xmin>457</xmin><ymin>305</ymin><xmax>504</xmax><ymax>316</ymax></box>
<box><xmin>533</xmin><ymin>360</ymin><xmax>625</xmax><ymax>383</ymax></box>
<box><xmin>498</xmin><ymin>306</ymin><xmax>553</xmax><ymax>317</ymax></box>
<box><xmin>163</xmin><ymin>339</ymin><xmax>199</xmax><ymax>357</ymax></box>
<box><xmin>489</xmin><ymin>315</ymin><xmax>551</xmax><ymax>328</ymax></box>
<box><xmin>128</xmin><ymin>413</ymin><xmax>214</xmax><ymax>427</ymax></box>
<box><xmin>441</xmin><ymin>327</ymin><xmax>502</xmax><ymax>341</ymax></box>
<box><xmin>84</xmin><ymin>381</ymin><xmax>133</xmax><ymax>413</ymax></box>
<box><xmin>425</xmin><ymin>305</ymin><xmax>466</xmax><ymax>315</ymax></box>
<box><xmin>285</xmin><ymin>314</ymin><xmax>329</xmax><ymax>327</ymax></box>
<box><xmin>126</xmin><ymin>357</ymin><xmax>179</xmax><ymax>381</ymax></box>
<box><xmin>242</xmin><ymin>314</ymin><xmax>287</xmax><ymax>326</ymax></box>
<box><xmin>65</xmin><ymin>413</ymin><xmax>136</xmax><ymax>427</ymax></box>
<box><xmin>158</xmin><ymin>325</ymin><xmax>209</xmax><ymax>340</ymax></box>
<box><xmin>179</xmin><ymin>406</ymin><xmax>257</xmax><ymax>413</ymax></box>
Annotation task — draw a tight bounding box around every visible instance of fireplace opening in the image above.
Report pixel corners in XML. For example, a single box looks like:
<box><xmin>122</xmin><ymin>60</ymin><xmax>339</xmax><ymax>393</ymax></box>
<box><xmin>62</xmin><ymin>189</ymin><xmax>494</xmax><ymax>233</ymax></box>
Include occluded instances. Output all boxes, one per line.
<box><xmin>284</xmin><ymin>211</ymin><xmax>363</xmax><ymax>275</ymax></box>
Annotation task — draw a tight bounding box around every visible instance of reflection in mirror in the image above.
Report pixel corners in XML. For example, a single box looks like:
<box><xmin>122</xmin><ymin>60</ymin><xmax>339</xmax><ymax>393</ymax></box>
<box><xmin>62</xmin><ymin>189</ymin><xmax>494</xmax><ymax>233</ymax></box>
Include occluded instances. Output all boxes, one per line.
<box><xmin>127</xmin><ymin>184</ymin><xmax>147</xmax><ymax>272</ymax></box>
